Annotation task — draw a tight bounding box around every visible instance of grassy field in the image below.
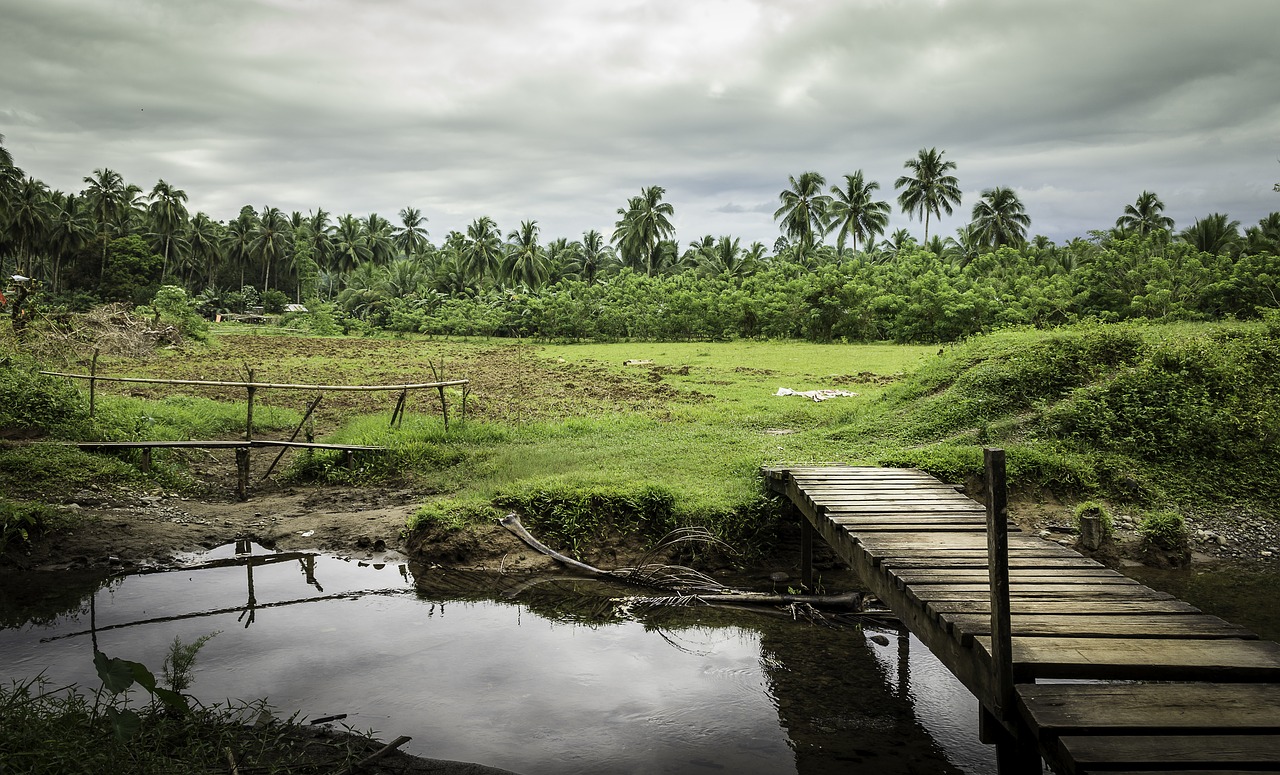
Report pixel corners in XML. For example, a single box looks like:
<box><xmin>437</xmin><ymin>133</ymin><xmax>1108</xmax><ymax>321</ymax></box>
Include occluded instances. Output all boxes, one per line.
<box><xmin>6</xmin><ymin>317</ymin><xmax>1278</xmax><ymax>554</ymax></box>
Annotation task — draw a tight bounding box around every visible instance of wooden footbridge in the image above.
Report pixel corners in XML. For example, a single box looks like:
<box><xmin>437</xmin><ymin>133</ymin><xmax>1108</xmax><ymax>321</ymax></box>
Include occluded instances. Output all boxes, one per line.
<box><xmin>764</xmin><ymin>459</ymin><xmax>1280</xmax><ymax>774</ymax></box>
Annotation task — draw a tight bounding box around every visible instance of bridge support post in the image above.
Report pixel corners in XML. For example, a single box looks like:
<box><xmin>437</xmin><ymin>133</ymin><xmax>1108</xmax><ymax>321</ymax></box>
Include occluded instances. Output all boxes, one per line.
<box><xmin>236</xmin><ymin>447</ymin><xmax>250</xmax><ymax>501</ymax></box>
<box><xmin>985</xmin><ymin>447</ymin><xmax>1041</xmax><ymax>774</ymax></box>
<box><xmin>800</xmin><ymin>517</ymin><xmax>814</xmax><ymax>591</ymax></box>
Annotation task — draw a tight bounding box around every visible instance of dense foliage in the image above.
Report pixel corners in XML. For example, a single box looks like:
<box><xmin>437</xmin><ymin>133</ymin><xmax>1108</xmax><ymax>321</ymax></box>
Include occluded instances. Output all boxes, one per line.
<box><xmin>2</xmin><ymin>136</ymin><xmax>1277</xmax><ymax>345</ymax></box>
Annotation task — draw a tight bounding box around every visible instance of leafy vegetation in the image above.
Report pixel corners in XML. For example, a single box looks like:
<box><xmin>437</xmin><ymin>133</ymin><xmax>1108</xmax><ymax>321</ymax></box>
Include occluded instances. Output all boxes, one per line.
<box><xmin>2</xmin><ymin>136</ymin><xmax>1276</xmax><ymax>348</ymax></box>
<box><xmin>1138</xmin><ymin>509</ymin><xmax>1189</xmax><ymax>552</ymax></box>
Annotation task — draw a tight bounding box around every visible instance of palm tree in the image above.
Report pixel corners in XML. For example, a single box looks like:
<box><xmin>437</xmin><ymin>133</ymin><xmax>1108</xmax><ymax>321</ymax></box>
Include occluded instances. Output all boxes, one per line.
<box><xmin>251</xmin><ymin>206</ymin><xmax>291</xmax><ymax>291</ymax></box>
<box><xmin>185</xmin><ymin>212</ymin><xmax>222</xmax><ymax>288</ymax></box>
<box><xmin>463</xmin><ymin>216</ymin><xmax>503</xmax><ymax>284</ymax></box>
<box><xmin>222</xmin><ymin>206</ymin><xmax>259</xmax><ymax>289</ymax></box>
<box><xmin>544</xmin><ymin>237</ymin><xmax>582</xmax><ymax>284</ymax></box>
<box><xmin>1244</xmin><ymin>212</ymin><xmax>1280</xmax><ymax>255</ymax></box>
<box><xmin>301</xmin><ymin>209</ymin><xmax>335</xmax><ymax>274</ymax></box>
<box><xmin>332</xmin><ymin>214</ymin><xmax>372</xmax><ymax>280</ymax></box>
<box><xmin>503</xmin><ymin>220</ymin><xmax>547</xmax><ymax>288</ymax></box>
<box><xmin>1116</xmin><ymin>191</ymin><xmax>1174</xmax><ymax>237</ymax></box>
<box><xmin>364</xmin><ymin>213</ymin><xmax>396</xmax><ymax>265</ymax></box>
<box><xmin>774</xmin><ymin>171</ymin><xmax>831</xmax><ymax>256</ymax></box>
<box><xmin>827</xmin><ymin>171</ymin><xmax>890</xmax><ymax>254</ymax></box>
<box><xmin>7</xmin><ymin>176</ymin><xmax>52</xmax><ymax>278</ymax></box>
<box><xmin>698</xmin><ymin>236</ymin><xmax>754</xmax><ymax>279</ymax></box>
<box><xmin>612</xmin><ymin>185</ymin><xmax>676</xmax><ymax>276</ymax></box>
<box><xmin>146</xmin><ymin>179</ymin><xmax>189</xmax><ymax>281</ymax></box>
<box><xmin>579</xmin><ymin>229</ymin><xmax>614</xmax><ymax>285</ymax></box>
<box><xmin>1179</xmin><ymin>213</ymin><xmax>1240</xmax><ymax>255</ymax></box>
<box><xmin>895</xmin><ymin>147</ymin><xmax>961</xmax><ymax>243</ymax></box>
<box><xmin>970</xmin><ymin>186</ymin><xmax>1031</xmax><ymax>248</ymax></box>
<box><xmin>394</xmin><ymin>207</ymin><xmax>430</xmax><ymax>259</ymax></box>
<box><xmin>46</xmin><ymin>192</ymin><xmax>94</xmax><ymax>292</ymax></box>
<box><xmin>82</xmin><ymin>167</ymin><xmax>131</xmax><ymax>279</ymax></box>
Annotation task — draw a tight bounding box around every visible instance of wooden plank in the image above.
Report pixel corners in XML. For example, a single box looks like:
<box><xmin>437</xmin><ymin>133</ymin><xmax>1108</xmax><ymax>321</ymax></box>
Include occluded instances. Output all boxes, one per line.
<box><xmin>910</xmin><ymin>585</ymin><xmax>1176</xmax><ymax>602</ymax></box>
<box><xmin>1059</xmin><ymin>734</ymin><xmax>1280</xmax><ymax>769</ymax></box>
<box><xmin>928</xmin><ymin>599</ymin><xmax>1201</xmax><ymax>616</ymax></box>
<box><xmin>1019</xmin><ymin>683</ymin><xmax>1280</xmax><ymax>736</ymax></box>
<box><xmin>838</xmin><ymin>523</ymin><xmax>991</xmax><ymax>533</ymax></box>
<box><xmin>944</xmin><ymin>612</ymin><xmax>1255</xmax><ymax>641</ymax></box>
<box><xmin>894</xmin><ymin>568</ymin><xmax>1125</xmax><ymax>582</ymax></box>
<box><xmin>882</xmin><ymin>556</ymin><xmax>1104</xmax><ymax>570</ymax></box>
<box><xmin>977</xmin><ymin>636</ymin><xmax>1280</xmax><ymax>681</ymax></box>
<box><xmin>817</xmin><ymin>501</ymin><xmax>984</xmax><ymax>511</ymax></box>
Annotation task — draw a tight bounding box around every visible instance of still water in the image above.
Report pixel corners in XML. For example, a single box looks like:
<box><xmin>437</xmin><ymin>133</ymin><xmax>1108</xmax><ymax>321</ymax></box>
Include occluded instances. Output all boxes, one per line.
<box><xmin>1</xmin><ymin>545</ymin><xmax>995</xmax><ymax>774</ymax></box>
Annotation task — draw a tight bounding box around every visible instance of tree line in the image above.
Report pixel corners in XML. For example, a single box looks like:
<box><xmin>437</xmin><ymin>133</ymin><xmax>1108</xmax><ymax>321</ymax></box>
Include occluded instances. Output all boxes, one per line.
<box><xmin>1</xmin><ymin>137</ymin><xmax>1277</xmax><ymax>342</ymax></box>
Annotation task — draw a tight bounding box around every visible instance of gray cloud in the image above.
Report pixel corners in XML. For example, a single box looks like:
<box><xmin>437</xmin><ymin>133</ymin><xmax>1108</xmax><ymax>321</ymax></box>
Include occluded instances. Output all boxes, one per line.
<box><xmin>2</xmin><ymin>0</ymin><xmax>1278</xmax><ymax>248</ymax></box>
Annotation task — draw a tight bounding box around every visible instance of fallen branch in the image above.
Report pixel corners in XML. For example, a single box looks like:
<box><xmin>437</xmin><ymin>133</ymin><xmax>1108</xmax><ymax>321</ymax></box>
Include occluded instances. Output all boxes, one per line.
<box><xmin>327</xmin><ymin>735</ymin><xmax>411</xmax><ymax>775</ymax></box>
<box><xmin>498</xmin><ymin>513</ymin><xmax>866</xmax><ymax>613</ymax></box>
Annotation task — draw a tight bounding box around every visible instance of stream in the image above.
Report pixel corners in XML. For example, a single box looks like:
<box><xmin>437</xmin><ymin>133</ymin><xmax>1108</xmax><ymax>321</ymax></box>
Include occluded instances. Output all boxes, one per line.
<box><xmin>5</xmin><ymin>546</ymin><xmax>1274</xmax><ymax>774</ymax></box>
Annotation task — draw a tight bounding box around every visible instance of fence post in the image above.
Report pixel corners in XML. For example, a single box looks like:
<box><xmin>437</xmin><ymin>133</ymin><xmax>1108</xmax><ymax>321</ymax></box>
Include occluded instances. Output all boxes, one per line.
<box><xmin>245</xmin><ymin>367</ymin><xmax>256</xmax><ymax>443</ymax></box>
<box><xmin>89</xmin><ymin>349</ymin><xmax>99</xmax><ymax>418</ymax></box>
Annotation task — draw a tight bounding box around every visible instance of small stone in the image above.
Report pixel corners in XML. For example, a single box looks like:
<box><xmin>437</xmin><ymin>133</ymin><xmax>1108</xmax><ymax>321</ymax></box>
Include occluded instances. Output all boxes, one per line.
<box><xmin>868</xmin><ymin>634</ymin><xmax>890</xmax><ymax>646</ymax></box>
<box><xmin>1262</xmin><ymin>550</ymin><xmax>1274</xmax><ymax>558</ymax></box>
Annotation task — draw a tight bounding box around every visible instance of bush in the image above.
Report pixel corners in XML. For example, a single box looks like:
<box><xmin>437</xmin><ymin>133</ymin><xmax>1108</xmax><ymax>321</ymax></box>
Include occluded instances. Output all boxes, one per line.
<box><xmin>261</xmin><ymin>289</ymin><xmax>289</xmax><ymax>314</ymax></box>
<box><xmin>1</xmin><ymin>499</ymin><xmax>59</xmax><ymax>554</ymax></box>
<box><xmin>1138</xmin><ymin>509</ymin><xmax>1188</xmax><ymax>551</ymax></box>
<box><xmin>0</xmin><ymin>360</ymin><xmax>90</xmax><ymax>439</ymax></box>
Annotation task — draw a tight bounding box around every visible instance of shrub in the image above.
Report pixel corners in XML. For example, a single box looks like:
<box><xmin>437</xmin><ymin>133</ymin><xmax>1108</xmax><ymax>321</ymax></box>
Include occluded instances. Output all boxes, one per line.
<box><xmin>1</xmin><ymin>499</ymin><xmax>59</xmax><ymax>554</ymax></box>
<box><xmin>0</xmin><ymin>360</ymin><xmax>90</xmax><ymax>439</ymax></box>
<box><xmin>1138</xmin><ymin>509</ymin><xmax>1188</xmax><ymax>551</ymax></box>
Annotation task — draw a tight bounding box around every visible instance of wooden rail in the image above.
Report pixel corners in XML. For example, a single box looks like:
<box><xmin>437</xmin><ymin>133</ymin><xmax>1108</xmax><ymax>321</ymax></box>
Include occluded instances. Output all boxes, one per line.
<box><xmin>764</xmin><ymin>464</ymin><xmax>1280</xmax><ymax>774</ymax></box>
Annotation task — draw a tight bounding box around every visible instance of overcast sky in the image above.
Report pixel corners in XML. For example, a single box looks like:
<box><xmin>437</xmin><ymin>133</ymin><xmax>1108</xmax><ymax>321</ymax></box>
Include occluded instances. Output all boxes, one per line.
<box><xmin>3</xmin><ymin>0</ymin><xmax>1278</xmax><ymax>248</ymax></box>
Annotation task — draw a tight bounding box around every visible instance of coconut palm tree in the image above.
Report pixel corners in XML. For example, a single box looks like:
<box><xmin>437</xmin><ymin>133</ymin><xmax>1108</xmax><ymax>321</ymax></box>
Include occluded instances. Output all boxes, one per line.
<box><xmin>1179</xmin><ymin>213</ymin><xmax>1240</xmax><ymax>255</ymax></box>
<box><xmin>503</xmin><ymin>220</ymin><xmax>547</xmax><ymax>288</ymax></box>
<box><xmin>1115</xmin><ymin>191</ymin><xmax>1175</xmax><ymax>237</ymax></box>
<box><xmin>698</xmin><ymin>236</ymin><xmax>754</xmax><ymax>279</ymax></box>
<box><xmin>185</xmin><ymin>212</ymin><xmax>222</xmax><ymax>288</ymax></box>
<box><xmin>222</xmin><ymin>206</ymin><xmax>258</xmax><ymax>289</ymax></box>
<box><xmin>463</xmin><ymin>216</ymin><xmax>503</xmax><ymax>284</ymax></box>
<box><xmin>774</xmin><ymin>171</ymin><xmax>831</xmax><ymax>257</ymax></box>
<box><xmin>82</xmin><ymin>167</ymin><xmax>131</xmax><ymax>279</ymax></box>
<box><xmin>579</xmin><ymin>229</ymin><xmax>614</xmax><ymax>285</ymax></box>
<box><xmin>828</xmin><ymin>171</ymin><xmax>890</xmax><ymax>254</ymax></box>
<box><xmin>251</xmin><ymin>206</ymin><xmax>291</xmax><ymax>291</ymax></box>
<box><xmin>1244</xmin><ymin>212</ymin><xmax>1280</xmax><ymax>255</ymax></box>
<box><xmin>895</xmin><ymin>147</ymin><xmax>961</xmax><ymax>243</ymax></box>
<box><xmin>331</xmin><ymin>214</ymin><xmax>373</xmax><ymax>281</ymax></box>
<box><xmin>970</xmin><ymin>186</ymin><xmax>1031</xmax><ymax>248</ymax></box>
<box><xmin>612</xmin><ymin>185</ymin><xmax>676</xmax><ymax>276</ymax></box>
<box><xmin>363</xmin><ymin>213</ymin><xmax>396</xmax><ymax>265</ymax></box>
<box><xmin>394</xmin><ymin>207</ymin><xmax>430</xmax><ymax>259</ymax></box>
<box><xmin>46</xmin><ymin>192</ymin><xmax>94</xmax><ymax>292</ymax></box>
<box><xmin>146</xmin><ymin>179</ymin><xmax>189</xmax><ymax>281</ymax></box>
<box><xmin>6</xmin><ymin>176</ymin><xmax>52</xmax><ymax>278</ymax></box>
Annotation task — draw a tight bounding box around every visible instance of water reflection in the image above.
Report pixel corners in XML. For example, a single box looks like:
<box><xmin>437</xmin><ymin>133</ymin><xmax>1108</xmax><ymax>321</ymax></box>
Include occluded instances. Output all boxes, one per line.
<box><xmin>1</xmin><ymin>545</ymin><xmax>996</xmax><ymax>774</ymax></box>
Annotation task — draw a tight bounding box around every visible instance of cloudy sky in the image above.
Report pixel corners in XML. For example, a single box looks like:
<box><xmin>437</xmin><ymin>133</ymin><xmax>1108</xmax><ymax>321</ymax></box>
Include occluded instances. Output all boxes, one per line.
<box><xmin>3</xmin><ymin>0</ymin><xmax>1278</xmax><ymax>248</ymax></box>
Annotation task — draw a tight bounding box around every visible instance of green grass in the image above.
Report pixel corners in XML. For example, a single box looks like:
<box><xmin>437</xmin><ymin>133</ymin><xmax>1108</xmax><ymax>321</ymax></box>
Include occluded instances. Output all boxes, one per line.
<box><xmin>8</xmin><ymin>320</ymin><xmax>1277</xmax><ymax>554</ymax></box>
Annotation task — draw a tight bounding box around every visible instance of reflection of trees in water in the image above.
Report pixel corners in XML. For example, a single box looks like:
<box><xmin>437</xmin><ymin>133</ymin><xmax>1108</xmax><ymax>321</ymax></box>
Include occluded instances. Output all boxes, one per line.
<box><xmin>0</xmin><ymin>568</ymin><xmax>118</xmax><ymax>629</ymax></box>
<box><xmin>758</xmin><ymin>624</ymin><xmax>966</xmax><ymax>775</ymax></box>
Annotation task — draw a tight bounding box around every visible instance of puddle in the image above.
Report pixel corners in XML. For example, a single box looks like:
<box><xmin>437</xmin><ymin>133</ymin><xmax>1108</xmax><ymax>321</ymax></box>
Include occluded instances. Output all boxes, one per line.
<box><xmin>2</xmin><ymin>544</ymin><xmax>996</xmax><ymax>774</ymax></box>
